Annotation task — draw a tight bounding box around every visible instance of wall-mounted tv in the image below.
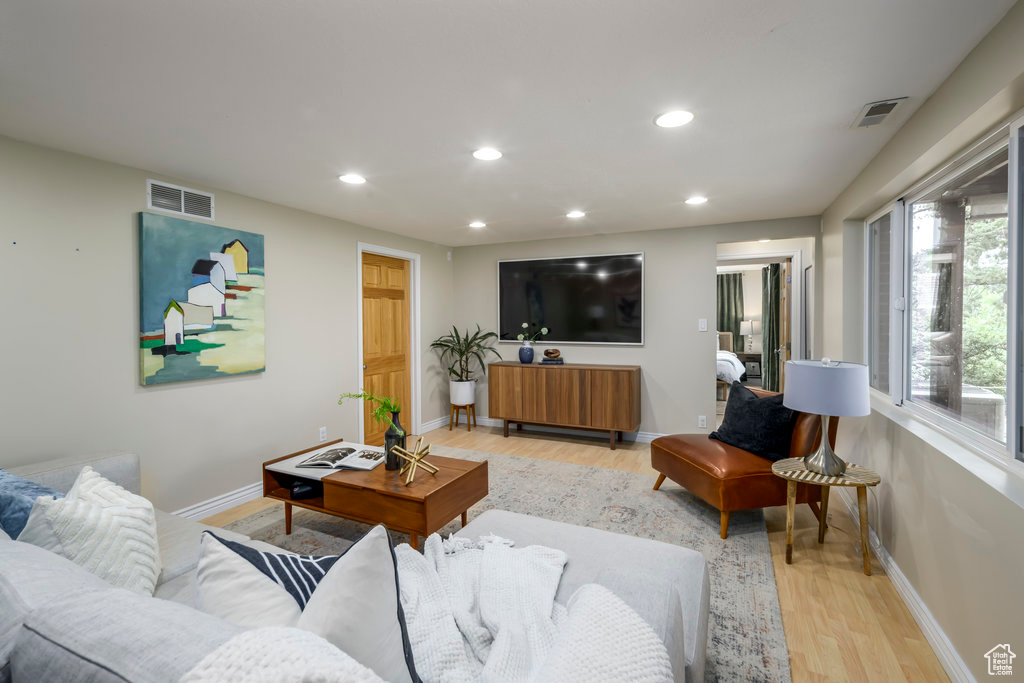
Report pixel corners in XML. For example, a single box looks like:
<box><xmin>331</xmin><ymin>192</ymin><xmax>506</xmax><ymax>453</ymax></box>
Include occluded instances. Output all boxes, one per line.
<box><xmin>498</xmin><ymin>253</ymin><xmax>644</xmax><ymax>345</ymax></box>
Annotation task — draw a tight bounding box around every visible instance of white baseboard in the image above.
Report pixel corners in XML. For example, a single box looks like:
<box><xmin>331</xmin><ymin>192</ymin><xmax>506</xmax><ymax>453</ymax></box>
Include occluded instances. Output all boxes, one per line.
<box><xmin>173</xmin><ymin>481</ymin><xmax>263</xmax><ymax>521</ymax></box>
<box><xmin>418</xmin><ymin>416</ymin><xmax>450</xmax><ymax>433</ymax></box>
<box><xmin>835</xmin><ymin>489</ymin><xmax>974</xmax><ymax>683</ymax></box>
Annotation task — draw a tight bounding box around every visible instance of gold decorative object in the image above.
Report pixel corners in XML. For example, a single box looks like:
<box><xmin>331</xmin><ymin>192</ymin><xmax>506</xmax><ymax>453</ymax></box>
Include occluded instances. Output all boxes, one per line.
<box><xmin>391</xmin><ymin>436</ymin><xmax>439</xmax><ymax>486</ymax></box>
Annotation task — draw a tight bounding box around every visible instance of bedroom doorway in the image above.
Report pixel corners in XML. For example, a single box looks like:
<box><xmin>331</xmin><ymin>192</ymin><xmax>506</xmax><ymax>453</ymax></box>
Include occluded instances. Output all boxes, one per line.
<box><xmin>715</xmin><ymin>239</ymin><xmax>809</xmax><ymax>421</ymax></box>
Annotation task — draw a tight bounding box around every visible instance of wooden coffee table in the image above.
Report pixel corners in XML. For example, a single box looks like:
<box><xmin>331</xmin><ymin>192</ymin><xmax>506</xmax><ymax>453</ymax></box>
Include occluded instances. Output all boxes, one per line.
<box><xmin>262</xmin><ymin>440</ymin><xmax>488</xmax><ymax>549</ymax></box>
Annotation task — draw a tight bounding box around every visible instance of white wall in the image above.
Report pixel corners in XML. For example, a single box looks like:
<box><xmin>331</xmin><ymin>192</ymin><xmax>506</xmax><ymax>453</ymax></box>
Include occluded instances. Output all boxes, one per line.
<box><xmin>820</xmin><ymin>3</ymin><xmax>1024</xmax><ymax>678</ymax></box>
<box><xmin>451</xmin><ymin>215</ymin><xmax>821</xmax><ymax>436</ymax></box>
<box><xmin>0</xmin><ymin>135</ymin><xmax>454</xmax><ymax>511</ymax></box>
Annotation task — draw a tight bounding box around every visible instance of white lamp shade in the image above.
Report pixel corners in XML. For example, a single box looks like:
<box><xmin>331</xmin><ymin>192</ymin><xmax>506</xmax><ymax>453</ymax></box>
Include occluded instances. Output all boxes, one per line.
<box><xmin>782</xmin><ymin>360</ymin><xmax>870</xmax><ymax>417</ymax></box>
<box><xmin>739</xmin><ymin>320</ymin><xmax>754</xmax><ymax>335</ymax></box>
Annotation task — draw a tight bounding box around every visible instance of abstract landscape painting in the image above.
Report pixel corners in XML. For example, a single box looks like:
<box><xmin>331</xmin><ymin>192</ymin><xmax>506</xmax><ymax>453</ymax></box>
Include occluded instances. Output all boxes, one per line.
<box><xmin>139</xmin><ymin>212</ymin><xmax>265</xmax><ymax>385</ymax></box>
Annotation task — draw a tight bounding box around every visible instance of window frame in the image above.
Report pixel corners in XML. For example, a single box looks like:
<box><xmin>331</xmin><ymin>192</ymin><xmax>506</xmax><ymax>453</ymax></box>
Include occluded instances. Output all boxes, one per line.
<box><xmin>865</xmin><ymin>120</ymin><xmax>1022</xmax><ymax>463</ymax></box>
<box><xmin>864</xmin><ymin>202</ymin><xmax>905</xmax><ymax>405</ymax></box>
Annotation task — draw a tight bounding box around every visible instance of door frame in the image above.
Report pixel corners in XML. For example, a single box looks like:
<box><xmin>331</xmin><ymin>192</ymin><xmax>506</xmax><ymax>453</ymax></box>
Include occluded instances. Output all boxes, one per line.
<box><xmin>716</xmin><ymin>248</ymin><xmax>805</xmax><ymax>362</ymax></box>
<box><xmin>356</xmin><ymin>242</ymin><xmax>422</xmax><ymax>443</ymax></box>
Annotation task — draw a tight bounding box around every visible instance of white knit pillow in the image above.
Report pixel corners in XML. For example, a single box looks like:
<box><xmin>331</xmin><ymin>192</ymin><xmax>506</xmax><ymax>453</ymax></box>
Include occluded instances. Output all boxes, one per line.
<box><xmin>18</xmin><ymin>466</ymin><xmax>162</xmax><ymax>594</ymax></box>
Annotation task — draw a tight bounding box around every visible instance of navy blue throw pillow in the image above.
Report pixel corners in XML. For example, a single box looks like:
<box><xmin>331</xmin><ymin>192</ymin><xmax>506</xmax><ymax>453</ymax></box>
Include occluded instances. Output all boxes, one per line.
<box><xmin>709</xmin><ymin>382</ymin><xmax>796</xmax><ymax>462</ymax></box>
<box><xmin>0</xmin><ymin>469</ymin><xmax>64</xmax><ymax>538</ymax></box>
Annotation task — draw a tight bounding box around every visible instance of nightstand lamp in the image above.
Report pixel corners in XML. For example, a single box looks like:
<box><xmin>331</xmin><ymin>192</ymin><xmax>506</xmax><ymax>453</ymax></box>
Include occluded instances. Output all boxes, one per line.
<box><xmin>739</xmin><ymin>320</ymin><xmax>759</xmax><ymax>352</ymax></box>
<box><xmin>782</xmin><ymin>359</ymin><xmax>870</xmax><ymax>476</ymax></box>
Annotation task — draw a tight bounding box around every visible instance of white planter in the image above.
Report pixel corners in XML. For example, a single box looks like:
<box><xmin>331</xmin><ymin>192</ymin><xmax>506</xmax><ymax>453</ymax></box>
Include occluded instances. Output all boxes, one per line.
<box><xmin>449</xmin><ymin>379</ymin><xmax>477</xmax><ymax>406</ymax></box>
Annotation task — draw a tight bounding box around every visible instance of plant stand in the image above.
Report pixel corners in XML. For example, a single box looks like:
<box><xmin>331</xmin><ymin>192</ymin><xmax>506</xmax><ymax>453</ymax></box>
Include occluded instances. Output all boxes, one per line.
<box><xmin>450</xmin><ymin>403</ymin><xmax>477</xmax><ymax>432</ymax></box>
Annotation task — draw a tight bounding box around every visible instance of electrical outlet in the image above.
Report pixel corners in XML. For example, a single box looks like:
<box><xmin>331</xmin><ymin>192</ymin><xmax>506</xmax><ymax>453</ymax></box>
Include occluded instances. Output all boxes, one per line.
<box><xmin>698</xmin><ymin>415</ymin><xmax>707</xmax><ymax>429</ymax></box>
<box><xmin>698</xmin><ymin>318</ymin><xmax>708</xmax><ymax>332</ymax></box>
<box><xmin>318</xmin><ymin>426</ymin><xmax>327</xmax><ymax>443</ymax></box>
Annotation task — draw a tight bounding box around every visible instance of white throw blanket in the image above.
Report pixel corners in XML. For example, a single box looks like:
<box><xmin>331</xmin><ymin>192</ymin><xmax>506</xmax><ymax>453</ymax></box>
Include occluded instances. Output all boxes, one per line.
<box><xmin>180</xmin><ymin>627</ymin><xmax>384</xmax><ymax>683</ymax></box>
<box><xmin>395</xmin><ymin>534</ymin><xmax>673</xmax><ymax>683</ymax></box>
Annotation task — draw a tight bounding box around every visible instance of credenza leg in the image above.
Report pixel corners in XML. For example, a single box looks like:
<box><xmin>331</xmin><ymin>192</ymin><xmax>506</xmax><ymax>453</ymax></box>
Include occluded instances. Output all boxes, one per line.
<box><xmin>609</xmin><ymin>430</ymin><xmax>616</xmax><ymax>450</ymax></box>
<box><xmin>503</xmin><ymin>420</ymin><xmax>509</xmax><ymax>437</ymax></box>
<box><xmin>284</xmin><ymin>502</ymin><xmax>292</xmax><ymax>535</ymax></box>
<box><xmin>410</xmin><ymin>533</ymin><xmax>419</xmax><ymax>550</ymax></box>
<box><xmin>461</xmin><ymin>511</ymin><xmax>468</xmax><ymax>527</ymax></box>
<box><xmin>617</xmin><ymin>431</ymin><xmax>623</xmax><ymax>442</ymax></box>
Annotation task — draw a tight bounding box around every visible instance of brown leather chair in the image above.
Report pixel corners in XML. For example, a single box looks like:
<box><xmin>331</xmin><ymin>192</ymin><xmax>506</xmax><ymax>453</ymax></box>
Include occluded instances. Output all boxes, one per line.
<box><xmin>651</xmin><ymin>388</ymin><xmax>838</xmax><ymax>539</ymax></box>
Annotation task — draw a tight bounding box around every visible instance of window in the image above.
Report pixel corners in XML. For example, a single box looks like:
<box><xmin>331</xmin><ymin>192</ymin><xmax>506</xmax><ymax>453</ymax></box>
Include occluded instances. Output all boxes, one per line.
<box><xmin>907</xmin><ymin>146</ymin><xmax>1009</xmax><ymax>444</ymax></box>
<box><xmin>867</xmin><ymin>213</ymin><xmax>892</xmax><ymax>393</ymax></box>
<box><xmin>866</xmin><ymin>123</ymin><xmax>1022</xmax><ymax>460</ymax></box>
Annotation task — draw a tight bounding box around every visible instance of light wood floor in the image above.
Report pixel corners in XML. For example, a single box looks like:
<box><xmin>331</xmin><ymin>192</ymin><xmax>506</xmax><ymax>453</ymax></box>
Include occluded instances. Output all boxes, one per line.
<box><xmin>203</xmin><ymin>425</ymin><xmax>947</xmax><ymax>683</ymax></box>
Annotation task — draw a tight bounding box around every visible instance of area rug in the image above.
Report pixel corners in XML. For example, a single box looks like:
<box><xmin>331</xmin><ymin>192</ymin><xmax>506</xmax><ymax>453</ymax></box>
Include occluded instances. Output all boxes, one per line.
<box><xmin>225</xmin><ymin>446</ymin><xmax>791</xmax><ymax>682</ymax></box>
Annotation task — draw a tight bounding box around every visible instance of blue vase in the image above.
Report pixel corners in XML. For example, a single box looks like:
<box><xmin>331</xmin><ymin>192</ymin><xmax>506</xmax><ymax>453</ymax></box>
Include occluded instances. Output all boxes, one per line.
<box><xmin>519</xmin><ymin>341</ymin><xmax>534</xmax><ymax>364</ymax></box>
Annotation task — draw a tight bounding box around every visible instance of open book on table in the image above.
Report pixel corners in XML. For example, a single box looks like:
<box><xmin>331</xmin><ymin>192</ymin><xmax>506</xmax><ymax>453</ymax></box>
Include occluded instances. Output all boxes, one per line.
<box><xmin>296</xmin><ymin>446</ymin><xmax>386</xmax><ymax>471</ymax></box>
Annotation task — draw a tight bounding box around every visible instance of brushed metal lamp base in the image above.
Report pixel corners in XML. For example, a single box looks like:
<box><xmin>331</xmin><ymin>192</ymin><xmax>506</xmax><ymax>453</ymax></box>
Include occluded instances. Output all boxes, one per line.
<box><xmin>803</xmin><ymin>414</ymin><xmax>846</xmax><ymax>477</ymax></box>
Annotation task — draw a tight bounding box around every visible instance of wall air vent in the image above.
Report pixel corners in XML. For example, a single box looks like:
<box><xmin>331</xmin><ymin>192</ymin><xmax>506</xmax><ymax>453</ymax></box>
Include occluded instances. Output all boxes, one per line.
<box><xmin>851</xmin><ymin>97</ymin><xmax>907</xmax><ymax>129</ymax></box>
<box><xmin>147</xmin><ymin>180</ymin><xmax>215</xmax><ymax>220</ymax></box>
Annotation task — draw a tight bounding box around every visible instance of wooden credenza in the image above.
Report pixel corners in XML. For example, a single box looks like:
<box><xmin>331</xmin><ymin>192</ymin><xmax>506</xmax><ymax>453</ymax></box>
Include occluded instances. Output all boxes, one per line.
<box><xmin>487</xmin><ymin>361</ymin><xmax>641</xmax><ymax>449</ymax></box>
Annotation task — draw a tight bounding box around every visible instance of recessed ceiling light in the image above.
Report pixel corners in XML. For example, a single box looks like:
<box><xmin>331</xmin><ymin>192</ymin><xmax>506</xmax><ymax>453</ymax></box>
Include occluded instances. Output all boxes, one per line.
<box><xmin>758</xmin><ymin>238</ymin><xmax>771</xmax><ymax>243</ymax></box>
<box><xmin>597</xmin><ymin>270</ymin><xmax>608</xmax><ymax>279</ymax></box>
<box><xmin>469</xmin><ymin>221</ymin><xmax>486</xmax><ymax>229</ymax></box>
<box><xmin>655</xmin><ymin>110</ymin><xmax>694</xmax><ymax>128</ymax></box>
<box><xmin>338</xmin><ymin>173</ymin><xmax>366</xmax><ymax>184</ymax></box>
<box><xmin>684</xmin><ymin>195</ymin><xmax>708</xmax><ymax>205</ymax></box>
<box><xmin>576</xmin><ymin>261</ymin><xmax>588</xmax><ymax>269</ymax></box>
<box><xmin>566</xmin><ymin>210</ymin><xmax>586</xmax><ymax>219</ymax></box>
<box><xmin>472</xmin><ymin>147</ymin><xmax>502</xmax><ymax>161</ymax></box>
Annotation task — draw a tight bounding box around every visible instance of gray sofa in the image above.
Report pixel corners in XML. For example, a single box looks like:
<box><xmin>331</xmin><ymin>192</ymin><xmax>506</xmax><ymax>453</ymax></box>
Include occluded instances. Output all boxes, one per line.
<box><xmin>0</xmin><ymin>452</ymin><xmax>710</xmax><ymax>682</ymax></box>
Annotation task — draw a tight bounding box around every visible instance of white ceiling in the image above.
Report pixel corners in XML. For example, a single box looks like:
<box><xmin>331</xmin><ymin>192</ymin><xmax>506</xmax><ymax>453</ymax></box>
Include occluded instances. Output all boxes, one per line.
<box><xmin>0</xmin><ymin>0</ymin><xmax>1014</xmax><ymax>246</ymax></box>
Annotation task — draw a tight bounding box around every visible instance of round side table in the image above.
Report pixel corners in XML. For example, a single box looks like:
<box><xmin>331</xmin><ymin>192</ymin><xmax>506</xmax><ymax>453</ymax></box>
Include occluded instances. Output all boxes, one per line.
<box><xmin>771</xmin><ymin>458</ymin><xmax>881</xmax><ymax>575</ymax></box>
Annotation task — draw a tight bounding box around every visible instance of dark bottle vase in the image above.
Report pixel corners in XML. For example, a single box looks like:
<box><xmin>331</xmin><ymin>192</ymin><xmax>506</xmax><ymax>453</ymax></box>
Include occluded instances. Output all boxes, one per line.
<box><xmin>519</xmin><ymin>342</ymin><xmax>535</xmax><ymax>364</ymax></box>
<box><xmin>384</xmin><ymin>411</ymin><xmax>405</xmax><ymax>470</ymax></box>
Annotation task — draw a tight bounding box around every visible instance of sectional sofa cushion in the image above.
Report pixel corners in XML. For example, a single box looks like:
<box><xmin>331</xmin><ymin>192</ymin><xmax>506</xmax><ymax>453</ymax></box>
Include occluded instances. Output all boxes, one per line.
<box><xmin>7</xmin><ymin>452</ymin><xmax>141</xmax><ymax>497</ymax></box>
<box><xmin>458</xmin><ymin>509</ymin><xmax>710</xmax><ymax>683</ymax></box>
<box><xmin>195</xmin><ymin>525</ymin><xmax>418</xmax><ymax>683</ymax></box>
<box><xmin>0</xmin><ymin>539</ymin><xmax>110</xmax><ymax>677</ymax></box>
<box><xmin>0</xmin><ymin>469</ymin><xmax>63</xmax><ymax>538</ymax></box>
<box><xmin>10</xmin><ymin>586</ymin><xmax>241</xmax><ymax>683</ymax></box>
<box><xmin>17</xmin><ymin>466</ymin><xmax>162</xmax><ymax>594</ymax></box>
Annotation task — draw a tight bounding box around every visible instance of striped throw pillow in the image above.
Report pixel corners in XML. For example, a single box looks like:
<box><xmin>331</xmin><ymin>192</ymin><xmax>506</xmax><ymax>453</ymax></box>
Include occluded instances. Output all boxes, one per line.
<box><xmin>203</xmin><ymin>533</ymin><xmax>339</xmax><ymax>608</ymax></box>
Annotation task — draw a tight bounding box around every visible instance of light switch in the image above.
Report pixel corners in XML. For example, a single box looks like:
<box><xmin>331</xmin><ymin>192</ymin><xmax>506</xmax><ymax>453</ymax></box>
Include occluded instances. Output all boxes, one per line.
<box><xmin>698</xmin><ymin>318</ymin><xmax>708</xmax><ymax>332</ymax></box>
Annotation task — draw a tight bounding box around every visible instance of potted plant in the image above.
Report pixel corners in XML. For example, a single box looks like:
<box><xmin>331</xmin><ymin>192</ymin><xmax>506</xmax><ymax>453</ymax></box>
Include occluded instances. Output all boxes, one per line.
<box><xmin>338</xmin><ymin>390</ymin><xmax>404</xmax><ymax>470</ymax></box>
<box><xmin>430</xmin><ymin>325</ymin><xmax>501</xmax><ymax>406</ymax></box>
<box><xmin>516</xmin><ymin>322</ymin><xmax>549</xmax><ymax>364</ymax></box>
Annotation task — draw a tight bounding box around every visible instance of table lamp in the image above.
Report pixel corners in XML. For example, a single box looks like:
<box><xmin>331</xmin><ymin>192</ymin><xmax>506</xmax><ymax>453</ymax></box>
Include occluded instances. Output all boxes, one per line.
<box><xmin>782</xmin><ymin>359</ymin><xmax>870</xmax><ymax>476</ymax></box>
<box><xmin>739</xmin><ymin>320</ymin><xmax>757</xmax><ymax>352</ymax></box>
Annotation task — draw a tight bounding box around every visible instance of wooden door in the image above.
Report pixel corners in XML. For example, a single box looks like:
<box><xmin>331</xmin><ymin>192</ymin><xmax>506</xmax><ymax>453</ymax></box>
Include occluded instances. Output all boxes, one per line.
<box><xmin>487</xmin><ymin>365</ymin><xmax>522</xmax><ymax>420</ymax></box>
<box><xmin>361</xmin><ymin>253</ymin><xmax>411</xmax><ymax>446</ymax></box>
<box><xmin>521</xmin><ymin>367</ymin><xmax>588</xmax><ymax>426</ymax></box>
<box><xmin>588</xmin><ymin>369</ymin><xmax>637</xmax><ymax>430</ymax></box>
<box><xmin>779</xmin><ymin>259</ymin><xmax>792</xmax><ymax>388</ymax></box>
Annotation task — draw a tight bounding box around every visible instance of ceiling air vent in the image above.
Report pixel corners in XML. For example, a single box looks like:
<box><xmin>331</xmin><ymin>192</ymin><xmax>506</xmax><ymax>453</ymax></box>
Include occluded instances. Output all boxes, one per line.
<box><xmin>147</xmin><ymin>180</ymin><xmax>215</xmax><ymax>220</ymax></box>
<box><xmin>851</xmin><ymin>97</ymin><xmax>907</xmax><ymax>129</ymax></box>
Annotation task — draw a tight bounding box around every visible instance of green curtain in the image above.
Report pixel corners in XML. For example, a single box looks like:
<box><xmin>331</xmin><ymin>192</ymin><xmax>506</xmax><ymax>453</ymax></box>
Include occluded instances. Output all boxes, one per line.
<box><xmin>716</xmin><ymin>273</ymin><xmax>744</xmax><ymax>352</ymax></box>
<box><xmin>761</xmin><ymin>264</ymin><xmax>781</xmax><ymax>392</ymax></box>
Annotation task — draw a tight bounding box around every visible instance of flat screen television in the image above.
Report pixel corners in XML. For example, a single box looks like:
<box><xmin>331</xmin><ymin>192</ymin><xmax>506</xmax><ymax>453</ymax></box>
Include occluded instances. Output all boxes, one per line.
<box><xmin>498</xmin><ymin>253</ymin><xmax>644</xmax><ymax>345</ymax></box>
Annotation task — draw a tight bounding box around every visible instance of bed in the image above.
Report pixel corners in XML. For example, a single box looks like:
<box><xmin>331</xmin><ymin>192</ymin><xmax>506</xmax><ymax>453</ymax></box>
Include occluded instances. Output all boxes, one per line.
<box><xmin>716</xmin><ymin>332</ymin><xmax>747</xmax><ymax>401</ymax></box>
